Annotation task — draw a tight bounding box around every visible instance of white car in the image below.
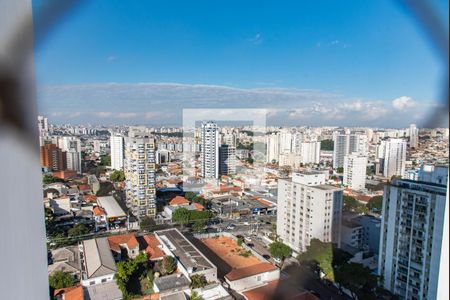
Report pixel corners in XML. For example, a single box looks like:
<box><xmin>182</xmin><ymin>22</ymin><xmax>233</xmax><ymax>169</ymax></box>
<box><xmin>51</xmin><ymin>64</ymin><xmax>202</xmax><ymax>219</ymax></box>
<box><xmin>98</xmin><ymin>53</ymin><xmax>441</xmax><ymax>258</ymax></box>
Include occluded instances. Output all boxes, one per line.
<box><xmin>273</xmin><ymin>257</ymin><xmax>282</xmax><ymax>264</ymax></box>
<box><xmin>243</xmin><ymin>221</ymin><xmax>249</xmax><ymax>225</ymax></box>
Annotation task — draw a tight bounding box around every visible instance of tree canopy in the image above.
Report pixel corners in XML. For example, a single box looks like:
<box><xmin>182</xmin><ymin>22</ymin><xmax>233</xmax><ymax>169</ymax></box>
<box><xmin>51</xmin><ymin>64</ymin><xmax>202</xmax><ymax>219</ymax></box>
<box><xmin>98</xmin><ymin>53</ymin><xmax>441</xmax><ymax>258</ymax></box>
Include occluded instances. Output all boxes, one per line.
<box><xmin>159</xmin><ymin>256</ymin><xmax>177</xmax><ymax>275</ymax></box>
<box><xmin>48</xmin><ymin>271</ymin><xmax>73</xmax><ymax>289</ymax></box>
<box><xmin>269</xmin><ymin>241</ymin><xmax>292</xmax><ymax>265</ymax></box>
<box><xmin>110</xmin><ymin>170</ymin><xmax>125</xmax><ymax>182</ymax></box>
<box><xmin>297</xmin><ymin>239</ymin><xmax>335</xmax><ymax>281</ymax></box>
<box><xmin>190</xmin><ymin>274</ymin><xmax>208</xmax><ymax>289</ymax></box>
<box><xmin>43</xmin><ymin>175</ymin><xmax>65</xmax><ymax>185</ymax></box>
<box><xmin>172</xmin><ymin>208</ymin><xmax>190</xmax><ymax>227</ymax></box>
<box><xmin>184</xmin><ymin>192</ymin><xmax>197</xmax><ymax>201</ymax></box>
<box><xmin>367</xmin><ymin>195</ymin><xmax>383</xmax><ymax>212</ymax></box>
<box><xmin>320</xmin><ymin>139</ymin><xmax>334</xmax><ymax>151</ymax></box>
<box><xmin>140</xmin><ymin>216</ymin><xmax>156</xmax><ymax>232</ymax></box>
<box><xmin>192</xmin><ymin>220</ymin><xmax>206</xmax><ymax>232</ymax></box>
<box><xmin>343</xmin><ymin>195</ymin><xmax>368</xmax><ymax>214</ymax></box>
<box><xmin>96</xmin><ymin>181</ymin><xmax>114</xmax><ymax>196</ymax></box>
<box><xmin>99</xmin><ymin>155</ymin><xmax>111</xmax><ymax>166</ymax></box>
<box><xmin>116</xmin><ymin>252</ymin><xmax>150</xmax><ymax>298</ymax></box>
<box><xmin>67</xmin><ymin>223</ymin><xmax>89</xmax><ymax>237</ymax></box>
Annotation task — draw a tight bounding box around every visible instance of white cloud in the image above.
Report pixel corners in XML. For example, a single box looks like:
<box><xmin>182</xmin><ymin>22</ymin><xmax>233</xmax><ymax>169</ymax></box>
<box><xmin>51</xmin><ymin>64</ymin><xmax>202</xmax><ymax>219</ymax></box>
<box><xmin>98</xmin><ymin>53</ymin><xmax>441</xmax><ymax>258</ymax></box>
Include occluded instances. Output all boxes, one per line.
<box><xmin>117</xmin><ymin>112</ymin><xmax>138</xmax><ymax>119</ymax></box>
<box><xmin>107</xmin><ymin>55</ymin><xmax>118</xmax><ymax>62</ymax></box>
<box><xmin>95</xmin><ymin>112</ymin><xmax>113</xmax><ymax>118</ymax></box>
<box><xmin>392</xmin><ymin>96</ymin><xmax>417</xmax><ymax>110</ymax></box>
<box><xmin>37</xmin><ymin>82</ymin><xmax>440</xmax><ymax>127</ymax></box>
<box><xmin>248</xmin><ymin>33</ymin><xmax>263</xmax><ymax>45</ymax></box>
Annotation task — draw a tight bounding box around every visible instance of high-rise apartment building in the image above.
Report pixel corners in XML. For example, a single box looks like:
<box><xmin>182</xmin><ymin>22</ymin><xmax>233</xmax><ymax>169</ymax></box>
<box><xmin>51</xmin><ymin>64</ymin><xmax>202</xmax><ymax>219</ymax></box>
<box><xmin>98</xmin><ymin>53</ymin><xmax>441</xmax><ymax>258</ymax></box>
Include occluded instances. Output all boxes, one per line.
<box><xmin>409</xmin><ymin>124</ymin><xmax>419</xmax><ymax>149</ymax></box>
<box><xmin>298</xmin><ymin>141</ymin><xmax>321</xmax><ymax>164</ymax></box>
<box><xmin>343</xmin><ymin>153</ymin><xmax>368</xmax><ymax>191</ymax></box>
<box><xmin>379</xmin><ymin>166</ymin><xmax>448</xmax><ymax>300</ymax></box>
<box><xmin>37</xmin><ymin>115</ymin><xmax>48</xmax><ymax>136</ymax></box>
<box><xmin>57</xmin><ymin>136</ymin><xmax>82</xmax><ymax>173</ymax></box>
<box><xmin>124</xmin><ymin>135</ymin><xmax>156</xmax><ymax>218</ymax></box>
<box><xmin>381</xmin><ymin>138</ymin><xmax>407</xmax><ymax>178</ymax></box>
<box><xmin>277</xmin><ymin>172</ymin><xmax>343</xmax><ymax>253</ymax></box>
<box><xmin>110</xmin><ymin>133</ymin><xmax>124</xmax><ymax>170</ymax></box>
<box><xmin>40</xmin><ymin>144</ymin><xmax>67</xmax><ymax>171</ymax></box>
<box><xmin>266</xmin><ymin>133</ymin><xmax>280</xmax><ymax>163</ymax></box>
<box><xmin>200</xmin><ymin>121</ymin><xmax>219</xmax><ymax>179</ymax></box>
<box><xmin>219</xmin><ymin>144</ymin><xmax>236</xmax><ymax>176</ymax></box>
<box><xmin>333</xmin><ymin>132</ymin><xmax>367</xmax><ymax>169</ymax></box>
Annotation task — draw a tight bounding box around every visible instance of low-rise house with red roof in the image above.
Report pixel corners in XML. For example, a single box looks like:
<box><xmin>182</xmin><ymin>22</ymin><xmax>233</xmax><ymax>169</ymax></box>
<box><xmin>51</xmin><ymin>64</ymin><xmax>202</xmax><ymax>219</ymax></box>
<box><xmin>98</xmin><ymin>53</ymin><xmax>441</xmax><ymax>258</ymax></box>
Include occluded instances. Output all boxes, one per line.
<box><xmin>168</xmin><ymin>195</ymin><xmax>190</xmax><ymax>207</ymax></box>
<box><xmin>225</xmin><ymin>262</ymin><xmax>279</xmax><ymax>292</ymax></box>
<box><xmin>107</xmin><ymin>234</ymin><xmax>140</xmax><ymax>260</ymax></box>
<box><xmin>93</xmin><ymin>206</ymin><xmax>108</xmax><ymax>231</ymax></box>
<box><xmin>138</xmin><ymin>234</ymin><xmax>165</xmax><ymax>261</ymax></box>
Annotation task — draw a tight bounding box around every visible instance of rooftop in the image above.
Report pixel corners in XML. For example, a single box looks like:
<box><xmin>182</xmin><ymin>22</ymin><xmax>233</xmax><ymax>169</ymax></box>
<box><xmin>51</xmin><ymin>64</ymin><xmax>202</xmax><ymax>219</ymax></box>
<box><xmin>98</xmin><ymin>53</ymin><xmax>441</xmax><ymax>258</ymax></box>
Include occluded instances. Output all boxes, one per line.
<box><xmin>84</xmin><ymin>281</ymin><xmax>122</xmax><ymax>300</ymax></box>
<box><xmin>153</xmin><ymin>273</ymin><xmax>190</xmax><ymax>293</ymax></box>
<box><xmin>82</xmin><ymin>238</ymin><xmax>117</xmax><ymax>279</ymax></box>
<box><xmin>155</xmin><ymin>228</ymin><xmax>215</xmax><ymax>272</ymax></box>
<box><xmin>107</xmin><ymin>234</ymin><xmax>139</xmax><ymax>253</ymax></box>
<box><xmin>97</xmin><ymin>196</ymin><xmax>126</xmax><ymax>218</ymax></box>
<box><xmin>201</xmin><ymin>236</ymin><xmax>262</xmax><ymax>269</ymax></box>
<box><xmin>225</xmin><ymin>262</ymin><xmax>277</xmax><ymax>281</ymax></box>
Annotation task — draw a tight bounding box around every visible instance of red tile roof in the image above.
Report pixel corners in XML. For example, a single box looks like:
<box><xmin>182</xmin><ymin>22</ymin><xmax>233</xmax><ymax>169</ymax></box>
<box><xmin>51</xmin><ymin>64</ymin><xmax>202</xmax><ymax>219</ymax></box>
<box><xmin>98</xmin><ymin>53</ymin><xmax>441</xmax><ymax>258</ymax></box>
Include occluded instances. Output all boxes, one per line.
<box><xmin>169</xmin><ymin>195</ymin><xmax>189</xmax><ymax>206</ymax></box>
<box><xmin>54</xmin><ymin>285</ymin><xmax>83</xmax><ymax>300</ymax></box>
<box><xmin>242</xmin><ymin>280</ymin><xmax>279</xmax><ymax>300</ymax></box>
<box><xmin>84</xmin><ymin>194</ymin><xmax>97</xmax><ymax>202</ymax></box>
<box><xmin>225</xmin><ymin>262</ymin><xmax>278</xmax><ymax>281</ymax></box>
<box><xmin>141</xmin><ymin>235</ymin><xmax>165</xmax><ymax>260</ymax></box>
<box><xmin>107</xmin><ymin>234</ymin><xmax>139</xmax><ymax>252</ymax></box>
<box><xmin>93</xmin><ymin>206</ymin><xmax>106</xmax><ymax>216</ymax></box>
<box><xmin>192</xmin><ymin>202</ymin><xmax>205</xmax><ymax>211</ymax></box>
<box><xmin>78</xmin><ymin>184</ymin><xmax>91</xmax><ymax>191</ymax></box>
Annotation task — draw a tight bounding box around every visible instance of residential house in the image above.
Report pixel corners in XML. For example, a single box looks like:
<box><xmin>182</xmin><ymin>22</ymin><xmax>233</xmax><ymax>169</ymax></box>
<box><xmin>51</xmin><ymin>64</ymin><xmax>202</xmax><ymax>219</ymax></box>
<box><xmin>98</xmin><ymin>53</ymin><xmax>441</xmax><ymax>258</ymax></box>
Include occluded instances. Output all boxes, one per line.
<box><xmin>79</xmin><ymin>238</ymin><xmax>117</xmax><ymax>286</ymax></box>
<box><xmin>107</xmin><ymin>234</ymin><xmax>140</xmax><ymax>260</ymax></box>
<box><xmin>93</xmin><ymin>206</ymin><xmax>108</xmax><ymax>231</ymax></box>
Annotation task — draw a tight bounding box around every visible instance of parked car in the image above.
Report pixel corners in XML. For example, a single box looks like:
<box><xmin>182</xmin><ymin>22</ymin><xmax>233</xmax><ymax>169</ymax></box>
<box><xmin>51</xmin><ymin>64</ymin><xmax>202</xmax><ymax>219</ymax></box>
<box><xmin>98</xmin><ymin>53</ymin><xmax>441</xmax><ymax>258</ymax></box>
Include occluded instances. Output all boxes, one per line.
<box><xmin>226</xmin><ymin>224</ymin><xmax>236</xmax><ymax>230</ymax></box>
<box><xmin>262</xmin><ymin>254</ymin><xmax>271</xmax><ymax>260</ymax></box>
<box><xmin>273</xmin><ymin>257</ymin><xmax>282</xmax><ymax>264</ymax></box>
<box><xmin>244</xmin><ymin>236</ymin><xmax>252</xmax><ymax>242</ymax></box>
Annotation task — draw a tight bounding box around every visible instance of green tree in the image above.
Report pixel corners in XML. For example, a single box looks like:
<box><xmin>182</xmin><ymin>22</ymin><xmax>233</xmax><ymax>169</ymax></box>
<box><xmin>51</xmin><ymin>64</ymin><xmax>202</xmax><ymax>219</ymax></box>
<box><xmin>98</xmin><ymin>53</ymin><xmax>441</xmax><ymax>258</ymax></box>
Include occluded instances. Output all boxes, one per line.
<box><xmin>343</xmin><ymin>196</ymin><xmax>359</xmax><ymax>211</ymax></box>
<box><xmin>48</xmin><ymin>271</ymin><xmax>74</xmax><ymax>289</ymax></box>
<box><xmin>335</xmin><ymin>262</ymin><xmax>378</xmax><ymax>300</ymax></box>
<box><xmin>190</xmin><ymin>275</ymin><xmax>208</xmax><ymax>289</ymax></box>
<box><xmin>99</xmin><ymin>155</ymin><xmax>111</xmax><ymax>166</ymax></box>
<box><xmin>188</xmin><ymin>210</ymin><xmax>213</xmax><ymax>221</ymax></box>
<box><xmin>172</xmin><ymin>208</ymin><xmax>190</xmax><ymax>227</ymax></box>
<box><xmin>43</xmin><ymin>175</ymin><xmax>65</xmax><ymax>185</ymax></box>
<box><xmin>159</xmin><ymin>256</ymin><xmax>177</xmax><ymax>275</ymax></box>
<box><xmin>192</xmin><ymin>220</ymin><xmax>206</xmax><ymax>232</ymax></box>
<box><xmin>115</xmin><ymin>252</ymin><xmax>149</xmax><ymax>297</ymax></box>
<box><xmin>268</xmin><ymin>241</ymin><xmax>292</xmax><ymax>267</ymax></box>
<box><xmin>96</xmin><ymin>181</ymin><xmax>114</xmax><ymax>196</ymax></box>
<box><xmin>140</xmin><ymin>216</ymin><xmax>156</xmax><ymax>232</ymax></box>
<box><xmin>68</xmin><ymin>223</ymin><xmax>89</xmax><ymax>237</ymax></box>
<box><xmin>343</xmin><ymin>195</ymin><xmax>369</xmax><ymax>214</ymax></box>
<box><xmin>184</xmin><ymin>192</ymin><xmax>197</xmax><ymax>201</ymax></box>
<box><xmin>367</xmin><ymin>195</ymin><xmax>383</xmax><ymax>212</ymax></box>
<box><xmin>337</xmin><ymin>167</ymin><xmax>344</xmax><ymax>173</ymax></box>
<box><xmin>190</xmin><ymin>290</ymin><xmax>204</xmax><ymax>300</ymax></box>
<box><xmin>110</xmin><ymin>170</ymin><xmax>125</xmax><ymax>182</ymax></box>
<box><xmin>192</xmin><ymin>196</ymin><xmax>208</xmax><ymax>207</ymax></box>
<box><xmin>298</xmin><ymin>239</ymin><xmax>334</xmax><ymax>281</ymax></box>
<box><xmin>320</xmin><ymin>139</ymin><xmax>334</xmax><ymax>151</ymax></box>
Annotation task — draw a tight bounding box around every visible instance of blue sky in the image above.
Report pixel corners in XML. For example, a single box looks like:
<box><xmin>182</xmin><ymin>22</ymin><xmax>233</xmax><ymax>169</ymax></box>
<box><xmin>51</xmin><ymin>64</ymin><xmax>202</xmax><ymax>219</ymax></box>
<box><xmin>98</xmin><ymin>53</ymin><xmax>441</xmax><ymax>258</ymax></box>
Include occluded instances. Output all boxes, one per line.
<box><xmin>33</xmin><ymin>0</ymin><xmax>448</xmax><ymax>127</ymax></box>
